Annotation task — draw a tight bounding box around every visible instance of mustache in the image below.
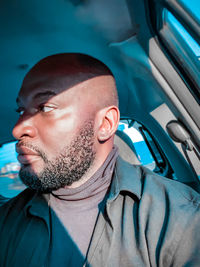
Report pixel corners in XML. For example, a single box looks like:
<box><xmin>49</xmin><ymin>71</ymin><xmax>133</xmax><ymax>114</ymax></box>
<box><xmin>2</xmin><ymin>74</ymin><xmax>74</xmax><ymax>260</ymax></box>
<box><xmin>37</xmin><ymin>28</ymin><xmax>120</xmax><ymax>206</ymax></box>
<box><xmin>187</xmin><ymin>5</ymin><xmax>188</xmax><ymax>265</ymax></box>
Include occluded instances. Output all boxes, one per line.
<box><xmin>16</xmin><ymin>141</ymin><xmax>48</xmax><ymax>162</ymax></box>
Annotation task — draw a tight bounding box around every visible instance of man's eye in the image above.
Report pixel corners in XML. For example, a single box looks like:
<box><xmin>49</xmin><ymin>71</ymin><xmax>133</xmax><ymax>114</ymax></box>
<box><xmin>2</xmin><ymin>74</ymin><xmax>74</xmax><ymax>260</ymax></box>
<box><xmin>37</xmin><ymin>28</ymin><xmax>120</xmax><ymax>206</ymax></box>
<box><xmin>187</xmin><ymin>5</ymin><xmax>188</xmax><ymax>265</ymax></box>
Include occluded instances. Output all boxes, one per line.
<box><xmin>15</xmin><ymin>108</ymin><xmax>24</xmax><ymax>116</ymax></box>
<box><xmin>39</xmin><ymin>105</ymin><xmax>54</xmax><ymax>113</ymax></box>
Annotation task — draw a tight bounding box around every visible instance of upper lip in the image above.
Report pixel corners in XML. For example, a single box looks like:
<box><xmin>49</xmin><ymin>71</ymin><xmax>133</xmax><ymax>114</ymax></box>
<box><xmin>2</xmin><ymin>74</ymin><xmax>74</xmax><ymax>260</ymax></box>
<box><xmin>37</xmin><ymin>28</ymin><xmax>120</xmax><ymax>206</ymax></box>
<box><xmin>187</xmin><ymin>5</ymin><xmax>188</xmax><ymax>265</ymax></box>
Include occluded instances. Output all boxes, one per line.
<box><xmin>16</xmin><ymin>145</ymin><xmax>39</xmax><ymax>156</ymax></box>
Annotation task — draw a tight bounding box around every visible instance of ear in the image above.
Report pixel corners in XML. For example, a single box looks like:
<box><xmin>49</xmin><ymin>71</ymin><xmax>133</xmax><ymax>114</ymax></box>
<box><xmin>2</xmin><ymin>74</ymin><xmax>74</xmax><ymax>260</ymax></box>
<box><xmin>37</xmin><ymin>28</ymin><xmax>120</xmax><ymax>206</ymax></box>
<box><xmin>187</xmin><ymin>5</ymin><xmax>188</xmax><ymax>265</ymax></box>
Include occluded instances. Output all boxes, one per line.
<box><xmin>97</xmin><ymin>106</ymin><xmax>120</xmax><ymax>142</ymax></box>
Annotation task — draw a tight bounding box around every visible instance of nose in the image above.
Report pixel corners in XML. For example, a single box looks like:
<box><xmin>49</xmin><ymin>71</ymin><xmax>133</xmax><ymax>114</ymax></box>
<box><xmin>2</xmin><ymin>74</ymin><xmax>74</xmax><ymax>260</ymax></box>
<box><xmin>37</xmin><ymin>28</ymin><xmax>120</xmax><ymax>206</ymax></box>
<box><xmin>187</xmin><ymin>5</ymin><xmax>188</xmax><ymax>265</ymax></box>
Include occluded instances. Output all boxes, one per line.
<box><xmin>12</xmin><ymin>115</ymin><xmax>37</xmax><ymax>140</ymax></box>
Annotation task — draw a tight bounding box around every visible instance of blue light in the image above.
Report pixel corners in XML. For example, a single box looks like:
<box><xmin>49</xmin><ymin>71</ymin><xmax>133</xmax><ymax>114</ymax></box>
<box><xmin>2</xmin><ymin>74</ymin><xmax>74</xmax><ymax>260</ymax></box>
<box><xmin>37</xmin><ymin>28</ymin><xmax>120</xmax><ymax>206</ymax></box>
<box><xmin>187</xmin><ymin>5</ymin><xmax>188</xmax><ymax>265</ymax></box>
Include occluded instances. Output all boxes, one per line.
<box><xmin>167</xmin><ymin>11</ymin><xmax>200</xmax><ymax>57</ymax></box>
<box><xmin>179</xmin><ymin>0</ymin><xmax>200</xmax><ymax>24</ymax></box>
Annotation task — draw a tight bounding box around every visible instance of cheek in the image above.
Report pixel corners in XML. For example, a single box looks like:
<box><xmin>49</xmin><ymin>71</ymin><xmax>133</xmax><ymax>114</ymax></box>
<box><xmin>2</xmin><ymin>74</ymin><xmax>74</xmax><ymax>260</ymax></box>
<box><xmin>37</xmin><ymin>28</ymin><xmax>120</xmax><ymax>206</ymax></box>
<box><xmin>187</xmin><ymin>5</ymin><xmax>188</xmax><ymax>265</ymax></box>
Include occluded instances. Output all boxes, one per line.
<box><xmin>37</xmin><ymin>117</ymin><xmax>79</xmax><ymax>154</ymax></box>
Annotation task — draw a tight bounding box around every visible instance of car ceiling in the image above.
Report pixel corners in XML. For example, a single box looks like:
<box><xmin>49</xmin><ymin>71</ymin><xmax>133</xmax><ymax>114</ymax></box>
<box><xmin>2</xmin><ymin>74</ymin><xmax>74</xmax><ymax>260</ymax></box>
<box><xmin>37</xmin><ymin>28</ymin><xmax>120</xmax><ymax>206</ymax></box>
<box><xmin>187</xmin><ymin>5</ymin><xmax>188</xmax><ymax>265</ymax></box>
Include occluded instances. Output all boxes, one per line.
<box><xmin>0</xmin><ymin>0</ymin><xmax>166</xmax><ymax>144</ymax></box>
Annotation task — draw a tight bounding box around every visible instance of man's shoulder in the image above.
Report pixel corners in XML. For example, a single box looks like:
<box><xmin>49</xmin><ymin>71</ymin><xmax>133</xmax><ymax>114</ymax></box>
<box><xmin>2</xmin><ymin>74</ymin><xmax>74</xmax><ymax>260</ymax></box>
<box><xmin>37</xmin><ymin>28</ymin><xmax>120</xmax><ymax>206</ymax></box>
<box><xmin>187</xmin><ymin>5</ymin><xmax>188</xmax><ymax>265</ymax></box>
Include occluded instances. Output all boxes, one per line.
<box><xmin>116</xmin><ymin>157</ymin><xmax>200</xmax><ymax>210</ymax></box>
<box><xmin>114</xmin><ymin>160</ymin><xmax>200</xmax><ymax>266</ymax></box>
<box><xmin>140</xmin><ymin>165</ymin><xmax>200</xmax><ymax>206</ymax></box>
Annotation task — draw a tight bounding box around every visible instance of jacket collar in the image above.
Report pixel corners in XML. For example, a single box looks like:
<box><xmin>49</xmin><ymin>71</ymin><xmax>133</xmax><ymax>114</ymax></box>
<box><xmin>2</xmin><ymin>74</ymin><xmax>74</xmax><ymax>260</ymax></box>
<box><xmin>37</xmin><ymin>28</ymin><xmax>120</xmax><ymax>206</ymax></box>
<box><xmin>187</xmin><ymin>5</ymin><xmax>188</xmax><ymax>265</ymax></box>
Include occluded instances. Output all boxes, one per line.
<box><xmin>107</xmin><ymin>156</ymin><xmax>142</xmax><ymax>202</ymax></box>
<box><xmin>24</xmin><ymin>191</ymin><xmax>50</xmax><ymax>232</ymax></box>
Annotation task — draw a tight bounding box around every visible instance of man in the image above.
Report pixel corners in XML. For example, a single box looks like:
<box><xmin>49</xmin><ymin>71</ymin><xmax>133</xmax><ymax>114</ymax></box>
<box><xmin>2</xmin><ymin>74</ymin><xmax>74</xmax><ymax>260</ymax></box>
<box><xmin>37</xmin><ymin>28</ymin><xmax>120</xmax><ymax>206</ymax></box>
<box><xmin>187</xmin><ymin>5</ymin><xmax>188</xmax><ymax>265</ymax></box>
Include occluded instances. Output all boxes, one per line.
<box><xmin>0</xmin><ymin>53</ymin><xmax>200</xmax><ymax>267</ymax></box>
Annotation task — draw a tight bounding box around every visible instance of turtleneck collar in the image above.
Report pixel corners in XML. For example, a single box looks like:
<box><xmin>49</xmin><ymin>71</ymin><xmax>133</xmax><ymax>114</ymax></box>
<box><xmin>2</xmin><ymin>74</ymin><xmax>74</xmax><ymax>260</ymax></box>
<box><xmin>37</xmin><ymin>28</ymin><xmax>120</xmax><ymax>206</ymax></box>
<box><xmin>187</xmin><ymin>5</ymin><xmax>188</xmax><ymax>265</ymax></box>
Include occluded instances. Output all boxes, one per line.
<box><xmin>50</xmin><ymin>146</ymin><xmax>119</xmax><ymax>207</ymax></box>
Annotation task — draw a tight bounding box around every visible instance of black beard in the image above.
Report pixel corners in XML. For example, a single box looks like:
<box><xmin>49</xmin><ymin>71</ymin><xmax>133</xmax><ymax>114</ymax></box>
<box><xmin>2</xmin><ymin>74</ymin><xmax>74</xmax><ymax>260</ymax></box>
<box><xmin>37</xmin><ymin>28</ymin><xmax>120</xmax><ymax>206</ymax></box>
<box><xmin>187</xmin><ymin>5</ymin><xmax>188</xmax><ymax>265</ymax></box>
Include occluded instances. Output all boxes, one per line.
<box><xmin>19</xmin><ymin>120</ymin><xmax>96</xmax><ymax>193</ymax></box>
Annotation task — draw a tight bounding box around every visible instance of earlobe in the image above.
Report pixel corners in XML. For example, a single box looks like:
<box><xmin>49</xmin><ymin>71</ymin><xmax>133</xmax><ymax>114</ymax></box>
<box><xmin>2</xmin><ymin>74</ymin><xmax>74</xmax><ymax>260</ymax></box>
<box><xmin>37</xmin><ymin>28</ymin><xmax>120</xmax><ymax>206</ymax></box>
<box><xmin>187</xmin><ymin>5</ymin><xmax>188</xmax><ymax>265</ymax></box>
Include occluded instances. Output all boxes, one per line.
<box><xmin>97</xmin><ymin>106</ymin><xmax>120</xmax><ymax>142</ymax></box>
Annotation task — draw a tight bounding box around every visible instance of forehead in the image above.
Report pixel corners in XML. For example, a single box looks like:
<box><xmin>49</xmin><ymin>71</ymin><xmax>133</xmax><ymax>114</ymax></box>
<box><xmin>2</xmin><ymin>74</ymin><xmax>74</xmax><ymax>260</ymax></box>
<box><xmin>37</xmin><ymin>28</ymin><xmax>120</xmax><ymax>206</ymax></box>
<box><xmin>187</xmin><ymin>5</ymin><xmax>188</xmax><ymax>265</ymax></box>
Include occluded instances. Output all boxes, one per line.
<box><xmin>17</xmin><ymin>71</ymin><xmax>88</xmax><ymax>104</ymax></box>
<box><xmin>17</xmin><ymin>71</ymin><xmax>111</xmax><ymax>108</ymax></box>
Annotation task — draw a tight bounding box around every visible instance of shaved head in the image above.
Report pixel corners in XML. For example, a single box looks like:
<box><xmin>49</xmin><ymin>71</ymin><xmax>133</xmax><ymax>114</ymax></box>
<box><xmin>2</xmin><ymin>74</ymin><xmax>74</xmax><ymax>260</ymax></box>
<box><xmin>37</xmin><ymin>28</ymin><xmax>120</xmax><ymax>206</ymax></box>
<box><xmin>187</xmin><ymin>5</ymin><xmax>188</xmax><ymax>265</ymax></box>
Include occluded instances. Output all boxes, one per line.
<box><xmin>30</xmin><ymin>53</ymin><xmax>113</xmax><ymax>77</ymax></box>
<box><xmin>23</xmin><ymin>53</ymin><xmax>119</xmax><ymax>109</ymax></box>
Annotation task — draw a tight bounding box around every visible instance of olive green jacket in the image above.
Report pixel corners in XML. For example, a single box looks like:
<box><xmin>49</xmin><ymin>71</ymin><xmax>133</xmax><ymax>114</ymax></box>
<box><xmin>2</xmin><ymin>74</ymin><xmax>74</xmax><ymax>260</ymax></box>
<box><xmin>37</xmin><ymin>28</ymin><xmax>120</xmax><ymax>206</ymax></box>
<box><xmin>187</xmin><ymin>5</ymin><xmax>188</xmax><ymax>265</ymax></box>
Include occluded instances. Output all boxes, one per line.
<box><xmin>0</xmin><ymin>157</ymin><xmax>200</xmax><ymax>267</ymax></box>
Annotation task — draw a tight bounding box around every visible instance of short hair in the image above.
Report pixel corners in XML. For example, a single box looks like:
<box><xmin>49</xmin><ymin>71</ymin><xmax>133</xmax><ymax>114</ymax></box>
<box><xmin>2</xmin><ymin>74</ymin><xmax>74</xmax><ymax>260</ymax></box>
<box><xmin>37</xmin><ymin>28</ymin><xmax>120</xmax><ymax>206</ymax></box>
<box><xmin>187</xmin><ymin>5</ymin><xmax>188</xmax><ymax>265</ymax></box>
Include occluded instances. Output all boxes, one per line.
<box><xmin>26</xmin><ymin>53</ymin><xmax>119</xmax><ymax>107</ymax></box>
<box><xmin>33</xmin><ymin>53</ymin><xmax>114</xmax><ymax>77</ymax></box>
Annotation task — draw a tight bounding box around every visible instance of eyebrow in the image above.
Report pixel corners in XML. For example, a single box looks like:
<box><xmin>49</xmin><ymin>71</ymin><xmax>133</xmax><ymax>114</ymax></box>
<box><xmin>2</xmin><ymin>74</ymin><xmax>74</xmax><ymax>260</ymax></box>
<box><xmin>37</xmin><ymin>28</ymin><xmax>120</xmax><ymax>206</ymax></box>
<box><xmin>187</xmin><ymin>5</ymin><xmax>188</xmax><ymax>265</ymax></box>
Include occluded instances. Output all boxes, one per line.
<box><xmin>16</xmin><ymin>91</ymin><xmax>56</xmax><ymax>104</ymax></box>
<box><xmin>33</xmin><ymin>91</ymin><xmax>56</xmax><ymax>101</ymax></box>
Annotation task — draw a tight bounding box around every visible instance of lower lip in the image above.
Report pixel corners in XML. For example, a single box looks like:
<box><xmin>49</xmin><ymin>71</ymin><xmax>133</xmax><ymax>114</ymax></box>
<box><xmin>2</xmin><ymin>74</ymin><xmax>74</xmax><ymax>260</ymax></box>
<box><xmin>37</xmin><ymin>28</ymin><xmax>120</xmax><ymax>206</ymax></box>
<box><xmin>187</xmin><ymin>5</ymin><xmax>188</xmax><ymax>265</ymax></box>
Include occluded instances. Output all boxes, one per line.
<box><xmin>17</xmin><ymin>154</ymin><xmax>41</xmax><ymax>165</ymax></box>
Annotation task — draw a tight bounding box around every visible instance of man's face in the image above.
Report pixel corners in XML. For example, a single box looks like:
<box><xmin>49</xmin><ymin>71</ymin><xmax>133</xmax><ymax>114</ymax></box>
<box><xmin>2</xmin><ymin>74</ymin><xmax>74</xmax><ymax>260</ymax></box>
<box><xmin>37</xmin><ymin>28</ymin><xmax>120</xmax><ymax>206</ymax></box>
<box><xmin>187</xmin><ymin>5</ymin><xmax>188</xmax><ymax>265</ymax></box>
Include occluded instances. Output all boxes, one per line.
<box><xmin>12</xmin><ymin>71</ymin><xmax>97</xmax><ymax>192</ymax></box>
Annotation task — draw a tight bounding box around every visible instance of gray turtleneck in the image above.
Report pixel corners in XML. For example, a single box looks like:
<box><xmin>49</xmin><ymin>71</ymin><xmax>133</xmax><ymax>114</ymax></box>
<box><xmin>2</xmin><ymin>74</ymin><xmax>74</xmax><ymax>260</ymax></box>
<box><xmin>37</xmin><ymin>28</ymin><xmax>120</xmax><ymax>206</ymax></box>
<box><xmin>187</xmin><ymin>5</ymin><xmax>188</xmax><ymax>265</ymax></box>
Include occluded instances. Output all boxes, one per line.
<box><xmin>47</xmin><ymin>146</ymin><xmax>118</xmax><ymax>267</ymax></box>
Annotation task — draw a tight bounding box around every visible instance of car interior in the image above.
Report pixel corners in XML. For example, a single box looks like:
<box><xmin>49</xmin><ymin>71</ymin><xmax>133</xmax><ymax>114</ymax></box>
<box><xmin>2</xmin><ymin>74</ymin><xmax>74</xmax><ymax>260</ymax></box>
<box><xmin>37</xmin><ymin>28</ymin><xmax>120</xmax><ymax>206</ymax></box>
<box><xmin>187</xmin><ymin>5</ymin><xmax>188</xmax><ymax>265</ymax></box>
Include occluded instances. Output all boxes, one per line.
<box><xmin>0</xmin><ymin>0</ymin><xmax>200</xmax><ymax>198</ymax></box>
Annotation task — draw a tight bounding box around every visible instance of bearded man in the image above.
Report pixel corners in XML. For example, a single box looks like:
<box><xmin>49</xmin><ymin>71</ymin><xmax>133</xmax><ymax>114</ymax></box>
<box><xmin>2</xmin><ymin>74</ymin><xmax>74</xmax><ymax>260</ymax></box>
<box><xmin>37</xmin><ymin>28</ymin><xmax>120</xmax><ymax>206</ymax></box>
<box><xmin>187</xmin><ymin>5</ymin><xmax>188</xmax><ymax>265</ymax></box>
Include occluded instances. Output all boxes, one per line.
<box><xmin>0</xmin><ymin>53</ymin><xmax>200</xmax><ymax>267</ymax></box>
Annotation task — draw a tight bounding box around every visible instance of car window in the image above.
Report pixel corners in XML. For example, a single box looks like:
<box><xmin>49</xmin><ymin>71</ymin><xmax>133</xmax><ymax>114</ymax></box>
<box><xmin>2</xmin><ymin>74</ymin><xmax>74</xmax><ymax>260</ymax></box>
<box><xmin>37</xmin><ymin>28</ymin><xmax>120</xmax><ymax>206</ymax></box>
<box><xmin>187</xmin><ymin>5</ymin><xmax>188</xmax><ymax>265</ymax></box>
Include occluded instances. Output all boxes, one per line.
<box><xmin>117</xmin><ymin>121</ymin><xmax>155</xmax><ymax>170</ymax></box>
<box><xmin>178</xmin><ymin>0</ymin><xmax>200</xmax><ymax>23</ymax></box>
<box><xmin>117</xmin><ymin>120</ymin><xmax>174</xmax><ymax>178</ymax></box>
<box><xmin>147</xmin><ymin>0</ymin><xmax>200</xmax><ymax>104</ymax></box>
<box><xmin>161</xmin><ymin>9</ymin><xmax>200</xmax><ymax>101</ymax></box>
<box><xmin>0</xmin><ymin>141</ymin><xmax>25</xmax><ymax>198</ymax></box>
<box><xmin>164</xmin><ymin>10</ymin><xmax>200</xmax><ymax>59</ymax></box>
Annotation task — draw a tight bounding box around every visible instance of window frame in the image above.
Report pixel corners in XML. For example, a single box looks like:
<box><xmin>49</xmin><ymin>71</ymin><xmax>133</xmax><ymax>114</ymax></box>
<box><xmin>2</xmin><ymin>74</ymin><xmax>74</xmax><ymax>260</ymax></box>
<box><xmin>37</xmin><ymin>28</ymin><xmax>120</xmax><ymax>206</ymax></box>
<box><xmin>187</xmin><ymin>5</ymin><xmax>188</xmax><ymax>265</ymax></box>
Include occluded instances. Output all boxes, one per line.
<box><xmin>146</xmin><ymin>0</ymin><xmax>200</xmax><ymax>102</ymax></box>
<box><xmin>119</xmin><ymin>118</ymin><xmax>174</xmax><ymax>178</ymax></box>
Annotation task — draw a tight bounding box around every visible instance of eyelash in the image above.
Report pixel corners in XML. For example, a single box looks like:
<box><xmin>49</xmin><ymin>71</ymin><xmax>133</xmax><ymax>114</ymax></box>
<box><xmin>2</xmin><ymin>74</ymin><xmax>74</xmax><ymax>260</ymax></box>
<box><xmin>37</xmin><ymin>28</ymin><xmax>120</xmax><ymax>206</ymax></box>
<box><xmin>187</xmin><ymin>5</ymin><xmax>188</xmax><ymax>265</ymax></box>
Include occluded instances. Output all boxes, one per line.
<box><xmin>15</xmin><ymin>107</ymin><xmax>24</xmax><ymax>116</ymax></box>
<box><xmin>15</xmin><ymin>105</ymin><xmax>54</xmax><ymax>116</ymax></box>
<box><xmin>38</xmin><ymin>105</ymin><xmax>54</xmax><ymax>113</ymax></box>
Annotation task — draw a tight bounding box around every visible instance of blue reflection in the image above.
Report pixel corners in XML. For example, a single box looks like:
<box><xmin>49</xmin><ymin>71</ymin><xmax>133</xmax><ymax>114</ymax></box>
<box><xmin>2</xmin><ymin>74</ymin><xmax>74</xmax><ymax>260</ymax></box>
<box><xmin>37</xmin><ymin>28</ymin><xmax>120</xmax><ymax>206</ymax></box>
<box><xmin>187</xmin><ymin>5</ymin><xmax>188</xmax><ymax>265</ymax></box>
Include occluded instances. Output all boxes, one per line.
<box><xmin>179</xmin><ymin>0</ymin><xmax>200</xmax><ymax>24</ymax></box>
<box><xmin>0</xmin><ymin>141</ymin><xmax>26</xmax><ymax>198</ymax></box>
<box><xmin>167</xmin><ymin>11</ymin><xmax>200</xmax><ymax>57</ymax></box>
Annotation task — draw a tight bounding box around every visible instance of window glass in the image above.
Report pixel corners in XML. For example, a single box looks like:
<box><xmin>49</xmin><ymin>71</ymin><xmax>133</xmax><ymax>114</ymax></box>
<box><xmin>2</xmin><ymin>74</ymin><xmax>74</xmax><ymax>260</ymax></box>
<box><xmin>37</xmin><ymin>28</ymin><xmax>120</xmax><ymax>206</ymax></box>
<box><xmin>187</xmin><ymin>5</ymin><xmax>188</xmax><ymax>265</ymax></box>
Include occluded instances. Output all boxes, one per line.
<box><xmin>160</xmin><ymin>8</ymin><xmax>200</xmax><ymax>101</ymax></box>
<box><xmin>178</xmin><ymin>0</ymin><xmax>200</xmax><ymax>23</ymax></box>
<box><xmin>117</xmin><ymin>120</ymin><xmax>174</xmax><ymax>177</ymax></box>
<box><xmin>165</xmin><ymin>11</ymin><xmax>200</xmax><ymax>59</ymax></box>
<box><xmin>118</xmin><ymin>121</ymin><xmax>156</xmax><ymax>170</ymax></box>
<box><xmin>0</xmin><ymin>141</ymin><xmax>25</xmax><ymax>198</ymax></box>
